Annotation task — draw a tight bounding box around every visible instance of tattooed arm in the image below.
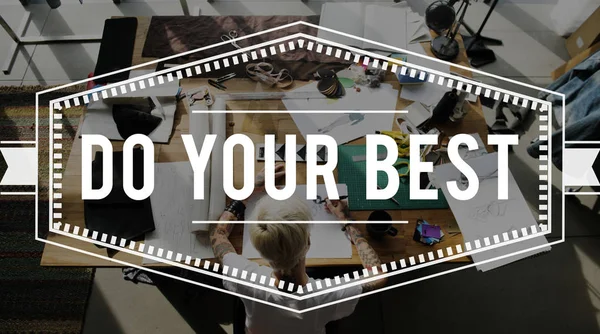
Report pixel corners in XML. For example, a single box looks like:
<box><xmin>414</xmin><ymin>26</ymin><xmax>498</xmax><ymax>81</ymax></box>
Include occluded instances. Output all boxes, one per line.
<box><xmin>209</xmin><ymin>164</ymin><xmax>285</xmax><ymax>263</ymax></box>
<box><xmin>325</xmin><ymin>199</ymin><xmax>387</xmax><ymax>293</ymax></box>
<box><xmin>208</xmin><ymin>212</ymin><xmax>236</xmax><ymax>263</ymax></box>
<box><xmin>344</xmin><ymin>226</ymin><xmax>387</xmax><ymax>292</ymax></box>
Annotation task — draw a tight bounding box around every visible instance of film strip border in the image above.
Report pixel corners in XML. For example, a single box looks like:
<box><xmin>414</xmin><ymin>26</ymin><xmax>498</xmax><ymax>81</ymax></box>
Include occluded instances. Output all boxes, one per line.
<box><xmin>51</xmin><ymin>102</ymin><xmax>64</xmax><ymax>226</ymax></box>
<box><xmin>537</xmin><ymin>104</ymin><xmax>551</xmax><ymax>226</ymax></box>
<box><xmin>51</xmin><ymin>220</ymin><xmax>548</xmax><ymax>299</ymax></box>
<box><xmin>46</xmin><ymin>32</ymin><xmax>553</xmax><ymax>297</ymax></box>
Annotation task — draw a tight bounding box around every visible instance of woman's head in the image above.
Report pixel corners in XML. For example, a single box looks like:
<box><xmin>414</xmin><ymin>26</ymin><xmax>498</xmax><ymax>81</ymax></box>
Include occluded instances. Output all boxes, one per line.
<box><xmin>247</xmin><ymin>195</ymin><xmax>312</xmax><ymax>272</ymax></box>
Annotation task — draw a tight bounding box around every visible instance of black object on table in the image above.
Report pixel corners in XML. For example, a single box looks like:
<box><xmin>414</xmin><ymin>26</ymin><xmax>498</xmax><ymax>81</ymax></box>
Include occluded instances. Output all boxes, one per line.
<box><xmin>84</xmin><ymin>148</ymin><xmax>155</xmax><ymax>247</ymax></box>
<box><xmin>93</xmin><ymin>17</ymin><xmax>138</xmax><ymax>84</ymax></box>
<box><xmin>462</xmin><ymin>0</ymin><xmax>503</xmax><ymax>67</ymax></box>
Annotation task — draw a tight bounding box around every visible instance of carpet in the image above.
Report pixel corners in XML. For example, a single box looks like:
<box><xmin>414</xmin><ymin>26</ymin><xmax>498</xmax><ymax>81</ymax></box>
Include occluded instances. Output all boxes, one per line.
<box><xmin>0</xmin><ymin>86</ymin><xmax>94</xmax><ymax>333</ymax></box>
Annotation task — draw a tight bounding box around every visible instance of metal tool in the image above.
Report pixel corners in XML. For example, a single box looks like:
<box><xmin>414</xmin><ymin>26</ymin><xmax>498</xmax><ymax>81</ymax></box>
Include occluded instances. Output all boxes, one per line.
<box><xmin>377</xmin><ymin>185</ymin><xmax>401</xmax><ymax>206</ymax></box>
<box><xmin>221</xmin><ymin>30</ymin><xmax>241</xmax><ymax>47</ymax></box>
<box><xmin>221</xmin><ymin>30</ymin><xmax>250</xmax><ymax>58</ymax></box>
<box><xmin>181</xmin><ymin>86</ymin><xmax>214</xmax><ymax>107</ymax></box>
<box><xmin>208</xmin><ymin>72</ymin><xmax>236</xmax><ymax>91</ymax></box>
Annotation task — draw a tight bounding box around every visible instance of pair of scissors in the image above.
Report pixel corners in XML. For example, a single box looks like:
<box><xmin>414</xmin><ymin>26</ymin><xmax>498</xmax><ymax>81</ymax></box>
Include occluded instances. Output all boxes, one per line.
<box><xmin>221</xmin><ymin>30</ymin><xmax>241</xmax><ymax>45</ymax></box>
<box><xmin>394</xmin><ymin>160</ymin><xmax>410</xmax><ymax>178</ymax></box>
<box><xmin>221</xmin><ymin>30</ymin><xmax>251</xmax><ymax>58</ymax></box>
<box><xmin>221</xmin><ymin>30</ymin><xmax>241</xmax><ymax>48</ymax></box>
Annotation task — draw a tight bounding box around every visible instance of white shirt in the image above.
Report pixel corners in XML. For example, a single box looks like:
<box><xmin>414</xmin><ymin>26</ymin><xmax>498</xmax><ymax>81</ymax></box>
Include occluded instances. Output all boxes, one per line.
<box><xmin>222</xmin><ymin>253</ymin><xmax>362</xmax><ymax>334</ymax></box>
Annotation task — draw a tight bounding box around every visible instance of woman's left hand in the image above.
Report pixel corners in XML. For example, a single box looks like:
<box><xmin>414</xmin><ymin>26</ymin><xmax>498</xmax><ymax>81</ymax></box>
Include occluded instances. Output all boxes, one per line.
<box><xmin>254</xmin><ymin>163</ymin><xmax>286</xmax><ymax>193</ymax></box>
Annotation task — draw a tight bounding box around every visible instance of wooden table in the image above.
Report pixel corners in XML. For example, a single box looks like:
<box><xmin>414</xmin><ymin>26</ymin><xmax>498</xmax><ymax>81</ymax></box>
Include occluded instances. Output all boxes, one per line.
<box><xmin>41</xmin><ymin>17</ymin><xmax>487</xmax><ymax>267</ymax></box>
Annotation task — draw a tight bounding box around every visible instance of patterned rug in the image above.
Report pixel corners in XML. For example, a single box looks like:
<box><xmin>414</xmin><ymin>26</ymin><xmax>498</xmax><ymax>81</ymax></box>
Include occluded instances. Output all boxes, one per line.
<box><xmin>0</xmin><ymin>86</ymin><xmax>94</xmax><ymax>333</ymax></box>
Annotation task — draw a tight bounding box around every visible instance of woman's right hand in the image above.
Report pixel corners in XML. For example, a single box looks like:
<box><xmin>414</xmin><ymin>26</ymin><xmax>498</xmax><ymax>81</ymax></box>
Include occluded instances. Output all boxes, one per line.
<box><xmin>324</xmin><ymin>198</ymin><xmax>351</xmax><ymax>221</ymax></box>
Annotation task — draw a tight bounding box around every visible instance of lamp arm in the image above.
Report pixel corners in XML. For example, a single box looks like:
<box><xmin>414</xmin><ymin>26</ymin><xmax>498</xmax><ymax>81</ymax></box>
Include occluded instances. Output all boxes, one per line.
<box><xmin>447</xmin><ymin>0</ymin><xmax>469</xmax><ymax>41</ymax></box>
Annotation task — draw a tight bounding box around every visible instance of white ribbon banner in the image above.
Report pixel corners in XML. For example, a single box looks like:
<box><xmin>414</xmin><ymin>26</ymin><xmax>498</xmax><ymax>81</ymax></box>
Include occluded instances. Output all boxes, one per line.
<box><xmin>0</xmin><ymin>148</ymin><xmax>37</xmax><ymax>186</ymax></box>
<box><xmin>564</xmin><ymin>148</ymin><xmax>600</xmax><ymax>187</ymax></box>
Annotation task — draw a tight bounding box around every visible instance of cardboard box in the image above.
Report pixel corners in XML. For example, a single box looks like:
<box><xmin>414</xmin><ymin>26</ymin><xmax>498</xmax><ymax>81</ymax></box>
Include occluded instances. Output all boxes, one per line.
<box><xmin>552</xmin><ymin>42</ymin><xmax>600</xmax><ymax>80</ymax></box>
<box><xmin>566</xmin><ymin>6</ymin><xmax>600</xmax><ymax>57</ymax></box>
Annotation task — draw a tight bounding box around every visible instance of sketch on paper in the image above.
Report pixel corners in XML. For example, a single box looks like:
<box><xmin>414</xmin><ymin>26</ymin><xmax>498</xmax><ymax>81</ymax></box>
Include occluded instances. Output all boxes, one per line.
<box><xmin>456</xmin><ymin>169</ymin><xmax>499</xmax><ymax>191</ymax></box>
<box><xmin>283</xmin><ymin>82</ymin><xmax>398</xmax><ymax>144</ymax></box>
<box><xmin>317</xmin><ymin>113</ymin><xmax>366</xmax><ymax>133</ymax></box>
<box><xmin>433</xmin><ymin>153</ymin><xmax>550</xmax><ymax>271</ymax></box>
<box><xmin>470</xmin><ymin>200</ymin><xmax>512</xmax><ymax>223</ymax></box>
<box><xmin>144</xmin><ymin>162</ymin><xmax>213</xmax><ymax>264</ymax></box>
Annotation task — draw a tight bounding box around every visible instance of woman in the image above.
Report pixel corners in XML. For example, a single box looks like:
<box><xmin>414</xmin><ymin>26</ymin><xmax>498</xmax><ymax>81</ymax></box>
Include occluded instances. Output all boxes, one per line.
<box><xmin>209</xmin><ymin>165</ymin><xmax>386</xmax><ymax>333</ymax></box>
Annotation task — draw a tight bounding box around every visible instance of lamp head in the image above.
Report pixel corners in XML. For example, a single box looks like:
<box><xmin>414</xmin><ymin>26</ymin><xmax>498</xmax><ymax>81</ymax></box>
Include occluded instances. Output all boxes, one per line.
<box><xmin>425</xmin><ymin>0</ymin><xmax>458</xmax><ymax>34</ymax></box>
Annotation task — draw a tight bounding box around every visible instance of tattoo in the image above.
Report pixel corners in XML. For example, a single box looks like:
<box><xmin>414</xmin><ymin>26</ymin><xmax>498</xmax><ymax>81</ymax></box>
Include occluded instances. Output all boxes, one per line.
<box><xmin>213</xmin><ymin>240</ymin><xmax>236</xmax><ymax>263</ymax></box>
<box><xmin>208</xmin><ymin>219</ymin><xmax>236</xmax><ymax>263</ymax></box>
<box><xmin>345</xmin><ymin>226</ymin><xmax>387</xmax><ymax>293</ymax></box>
<box><xmin>219</xmin><ymin>211</ymin><xmax>237</xmax><ymax>222</ymax></box>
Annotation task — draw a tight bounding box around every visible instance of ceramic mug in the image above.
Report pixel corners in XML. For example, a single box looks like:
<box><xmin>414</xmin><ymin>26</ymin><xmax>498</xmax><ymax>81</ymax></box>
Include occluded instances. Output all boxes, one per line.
<box><xmin>367</xmin><ymin>210</ymin><xmax>397</xmax><ymax>239</ymax></box>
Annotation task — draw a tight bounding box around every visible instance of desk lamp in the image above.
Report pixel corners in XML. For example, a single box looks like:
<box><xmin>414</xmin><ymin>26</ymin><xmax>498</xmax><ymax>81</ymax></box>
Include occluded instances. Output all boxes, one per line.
<box><xmin>425</xmin><ymin>0</ymin><xmax>470</xmax><ymax>61</ymax></box>
<box><xmin>426</xmin><ymin>0</ymin><xmax>501</xmax><ymax>67</ymax></box>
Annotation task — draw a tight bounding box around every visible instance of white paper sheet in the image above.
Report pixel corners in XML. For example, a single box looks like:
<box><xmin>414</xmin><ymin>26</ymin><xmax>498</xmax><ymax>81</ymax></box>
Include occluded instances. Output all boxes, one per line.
<box><xmin>283</xmin><ymin>82</ymin><xmax>398</xmax><ymax>144</ymax></box>
<box><xmin>407</xmin><ymin>43</ymin><xmax>450</xmax><ymax>74</ymax></box>
<box><xmin>433</xmin><ymin>153</ymin><xmax>550</xmax><ymax>271</ymax></box>
<box><xmin>144</xmin><ymin>162</ymin><xmax>214</xmax><ymax>264</ymax></box>
<box><xmin>363</xmin><ymin>5</ymin><xmax>408</xmax><ymax>50</ymax></box>
<box><xmin>400</xmin><ymin>84</ymin><xmax>446</xmax><ymax>108</ymax></box>
<box><xmin>318</xmin><ymin>3</ymin><xmax>366</xmax><ymax>47</ymax></box>
<box><xmin>408</xmin><ymin>22</ymin><xmax>432</xmax><ymax>44</ymax></box>
<box><xmin>403</xmin><ymin>102</ymin><xmax>431</xmax><ymax>127</ymax></box>
<box><xmin>242</xmin><ymin>184</ymin><xmax>352</xmax><ymax>259</ymax></box>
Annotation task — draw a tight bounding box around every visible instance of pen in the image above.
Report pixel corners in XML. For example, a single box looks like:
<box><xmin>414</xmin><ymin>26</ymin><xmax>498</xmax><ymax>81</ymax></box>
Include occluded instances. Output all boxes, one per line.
<box><xmin>377</xmin><ymin>185</ymin><xmax>400</xmax><ymax>206</ymax></box>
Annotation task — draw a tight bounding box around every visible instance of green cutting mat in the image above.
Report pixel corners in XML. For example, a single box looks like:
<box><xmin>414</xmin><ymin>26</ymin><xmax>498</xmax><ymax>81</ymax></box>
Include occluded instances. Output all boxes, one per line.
<box><xmin>338</xmin><ymin>145</ymin><xmax>449</xmax><ymax>210</ymax></box>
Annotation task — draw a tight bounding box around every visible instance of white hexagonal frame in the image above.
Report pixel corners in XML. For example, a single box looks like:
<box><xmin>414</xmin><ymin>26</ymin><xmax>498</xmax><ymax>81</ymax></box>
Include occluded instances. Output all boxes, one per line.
<box><xmin>35</xmin><ymin>21</ymin><xmax>566</xmax><ymax>313</ymax></box>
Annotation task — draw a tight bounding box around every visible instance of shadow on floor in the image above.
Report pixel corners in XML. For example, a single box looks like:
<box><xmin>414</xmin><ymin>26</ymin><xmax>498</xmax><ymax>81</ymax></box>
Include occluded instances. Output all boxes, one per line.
<box><xmin>82</xmin><ymin>283</ymin><xmax>125</xmax><ymax>334</ymax></box>
<box><xmin>148</xmin><ymin>270</ymin><xmax>235</xmax><ymax>334</ymax></box>
<box><xmin>381</xmin><ymin>236</ymin><xmax>600</xmax><ymax>334</ymax></box>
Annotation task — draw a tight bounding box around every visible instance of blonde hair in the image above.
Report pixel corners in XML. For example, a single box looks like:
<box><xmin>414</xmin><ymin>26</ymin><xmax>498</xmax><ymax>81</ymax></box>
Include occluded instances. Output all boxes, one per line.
<box><xmin>248</xmin><ymin>196</ymin><xmax>312</xmax><ymax>272</ymax></box>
